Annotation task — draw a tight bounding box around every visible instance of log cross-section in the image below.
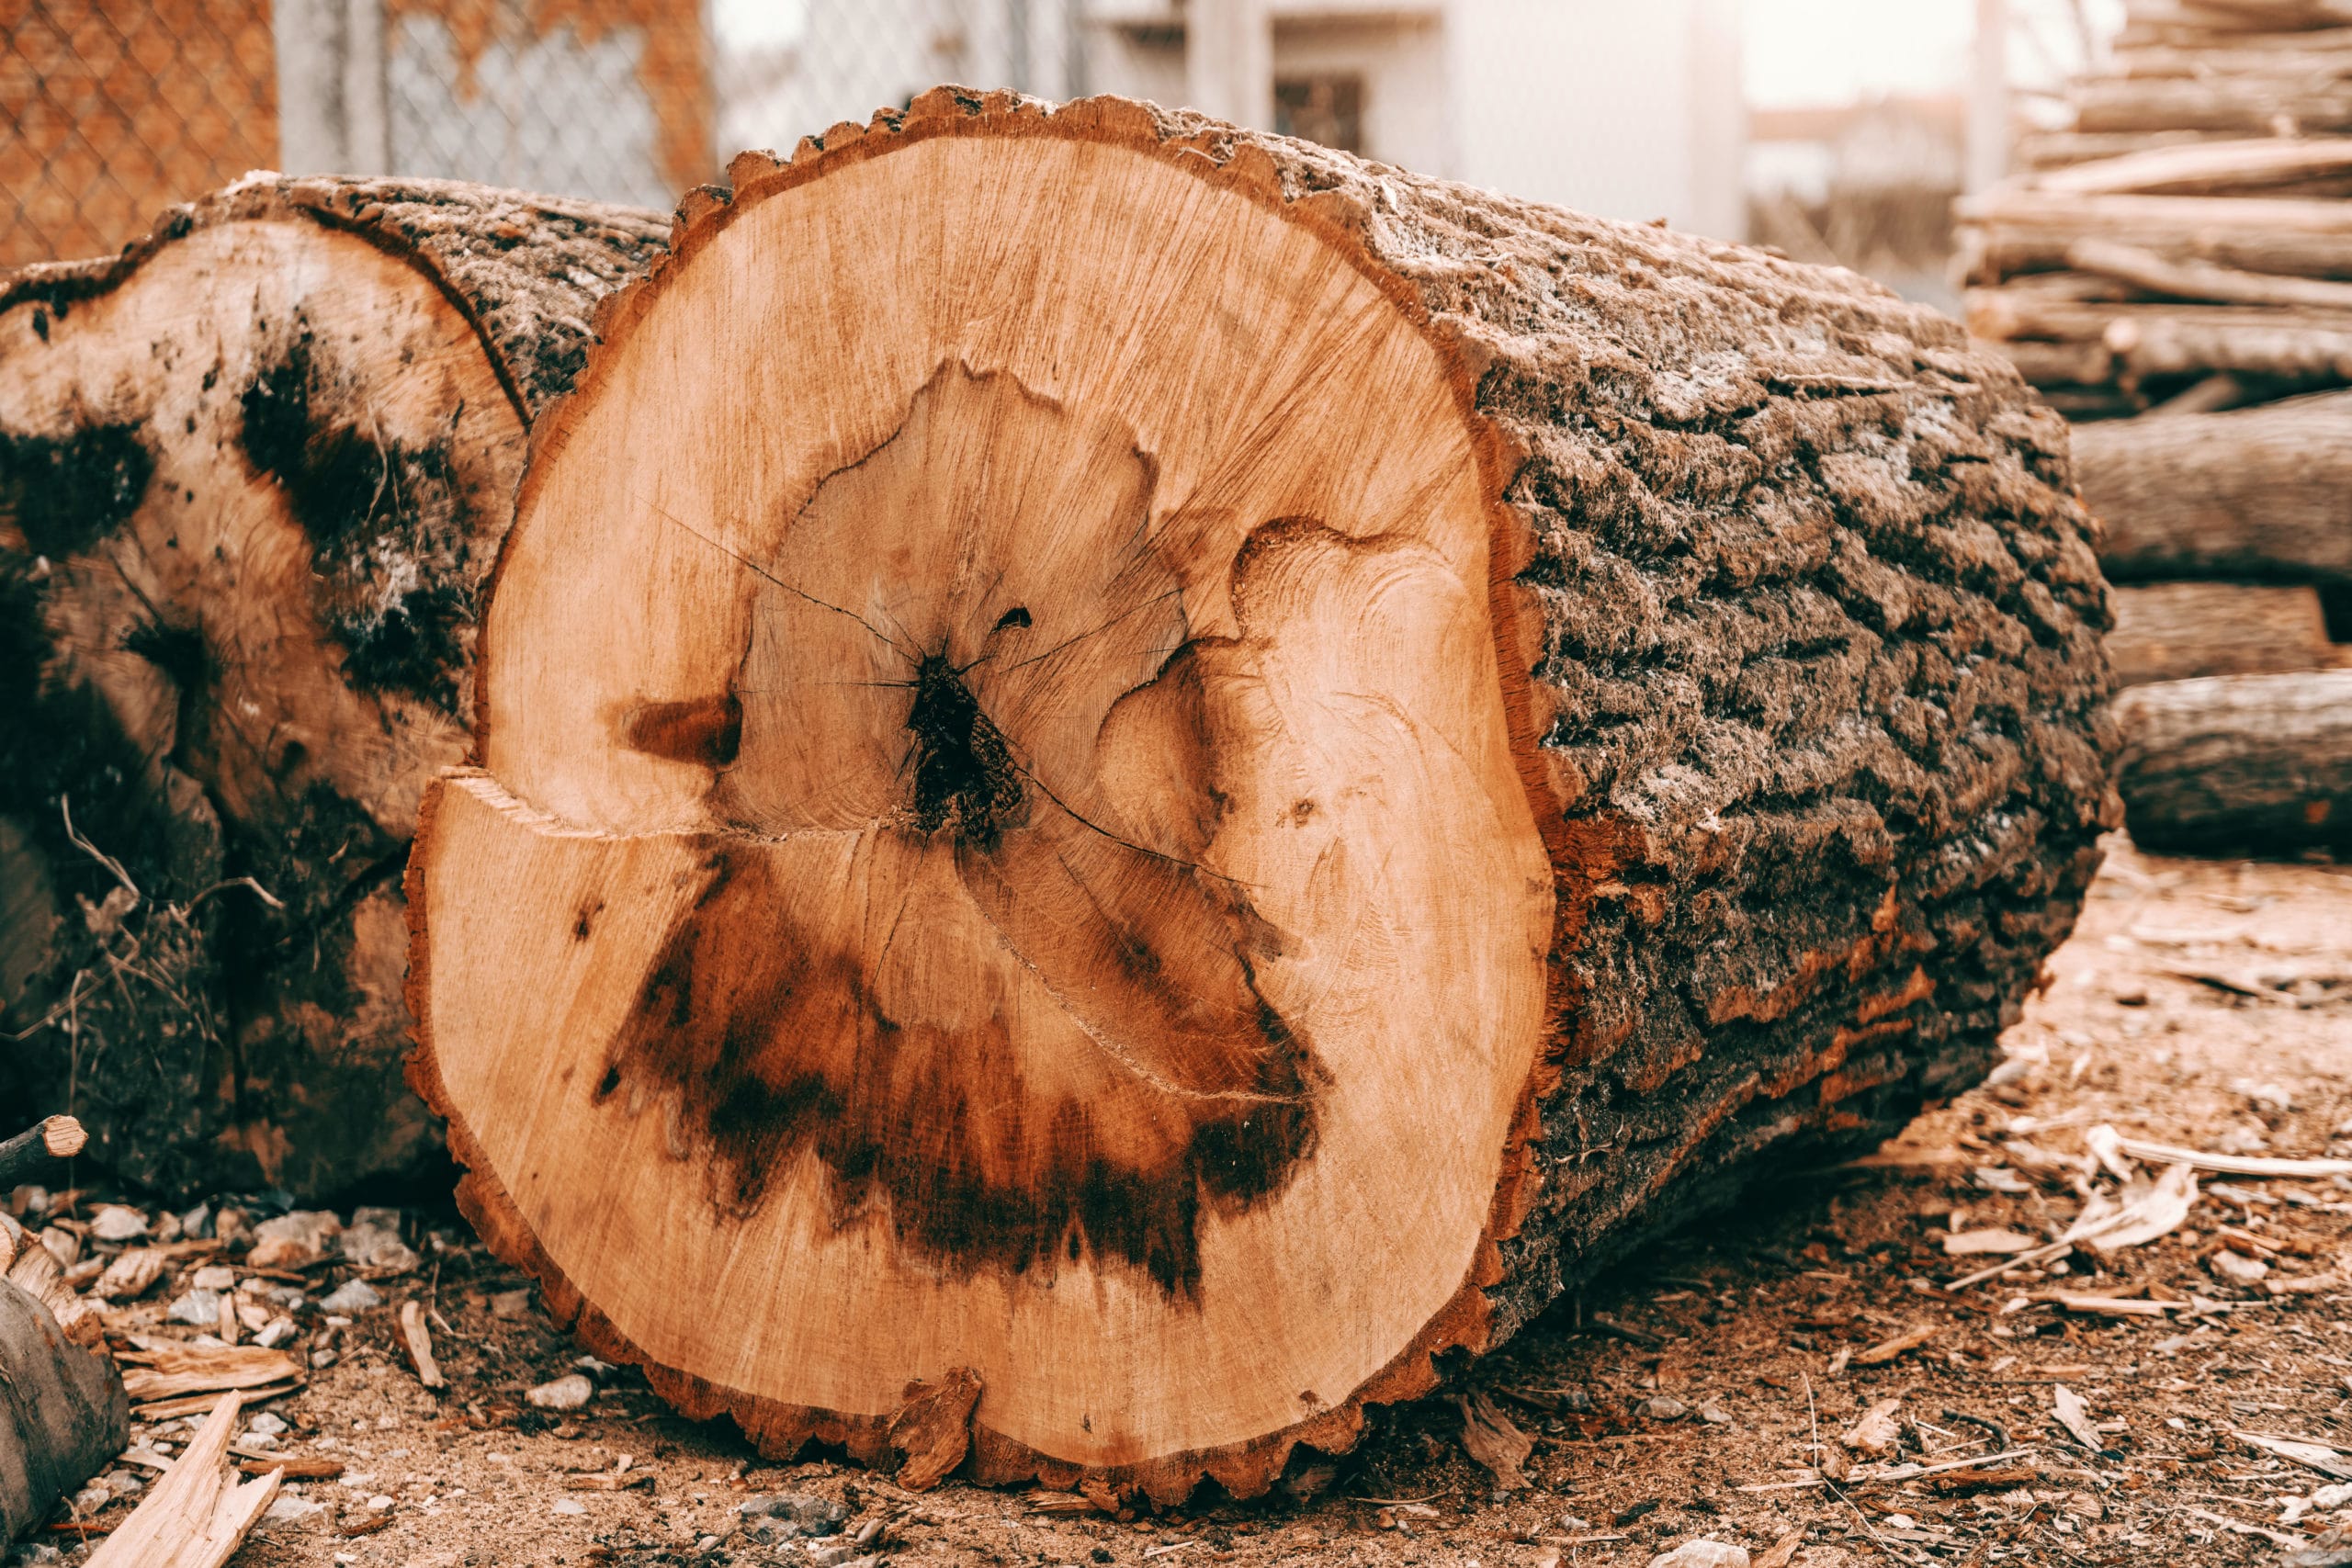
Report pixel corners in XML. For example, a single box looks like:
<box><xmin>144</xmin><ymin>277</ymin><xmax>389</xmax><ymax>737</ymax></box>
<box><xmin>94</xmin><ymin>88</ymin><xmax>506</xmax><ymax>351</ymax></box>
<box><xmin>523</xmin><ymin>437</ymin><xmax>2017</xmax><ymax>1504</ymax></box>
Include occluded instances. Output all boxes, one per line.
<box><xmin>407</xmin><ymin>90</ymin><xmax>2116</xmax><ymax>1503</ymax></box>
<box><xmin>0</xmin><ymin>177</ymin><xmax>665</xmax><ymax>1196</ymax></box>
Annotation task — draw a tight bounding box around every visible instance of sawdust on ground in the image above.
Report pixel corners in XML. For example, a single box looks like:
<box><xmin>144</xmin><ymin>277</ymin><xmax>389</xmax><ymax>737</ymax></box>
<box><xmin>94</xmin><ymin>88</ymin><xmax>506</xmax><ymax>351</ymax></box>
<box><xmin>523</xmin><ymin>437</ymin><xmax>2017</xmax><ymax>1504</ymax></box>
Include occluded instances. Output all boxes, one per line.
<box><xmin>11</xmin><ymin>834</ymin><xmax>2352</xmax><ymax>1568</ymax></box>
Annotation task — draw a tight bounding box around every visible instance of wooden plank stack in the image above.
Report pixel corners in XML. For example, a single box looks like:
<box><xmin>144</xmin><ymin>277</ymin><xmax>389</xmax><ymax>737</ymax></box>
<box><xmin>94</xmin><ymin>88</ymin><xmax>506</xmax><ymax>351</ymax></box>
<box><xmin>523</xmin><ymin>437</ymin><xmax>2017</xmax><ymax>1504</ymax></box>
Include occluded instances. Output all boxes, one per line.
<box><xmin>1957</xmin><ymin>0</ymin><xmax>2352</xmax><ymax>858</ymax></box>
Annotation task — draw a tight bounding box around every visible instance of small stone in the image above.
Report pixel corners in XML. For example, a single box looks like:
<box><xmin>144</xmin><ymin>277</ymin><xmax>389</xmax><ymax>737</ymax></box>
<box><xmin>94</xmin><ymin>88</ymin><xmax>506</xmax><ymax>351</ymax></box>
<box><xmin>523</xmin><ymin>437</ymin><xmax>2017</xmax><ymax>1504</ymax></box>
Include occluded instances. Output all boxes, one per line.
<box><xmin>1643</xmin><ymin>1395</ymin><xmax>1688</xmax><ymax>1420</ymax></box>
<box><xmin>2211</xmin><ymin>1250</ymin><xmax>2271</xmax><ymax>1287</ymax></box>
<box><xmin>341</xmin><ymin>1211</ymin><xmax>420</xmax><ymax>1273</ymax></box>
<box><xmin>102</xmin><ymin>1471</ymin><xmax>144</xmax><ymax>1498</ymax></box>
<box><xmin>367</xmin><ymin>1495</ymin><xmax>395</xmax><ymax>1511</ymax></box>
<box><xmin>166</xmin><ymin>1289</ymin><xmax>221</xmax><ymax>1326</ymax></box>
<box><xmin>551</xmin><ymin>1496</ymin><xmax>586</xmax><ymax>1516</ymax></box>
<box><xmin>247</xmin><ymin>1210</ymin><xmax>342</xmax><ymax>1269</ymax></box>
<box><xmin>265</xmin><ymin>1495</ymin><xmax>327</xmax><ymax>1523</ymax></box>
<box><xmin>320</xmin><ymin>1280</ymin><xmax>382</xmax><ymax>1313</ymax></box>
<box><xmin>179</xmin><ymin>1202</ymin><xmax>212</xmax><ymax>1238</ymax></box>
<box><xmin>190</xmin><ymin>1263</ymin><xmax>235</xmax><ymax>1292</ymax></box>
<box><xmin>249</xmin><ymin>1412</ymin><xmax>288</xmax><ymax>1436</ymax></box>
<box><xmin>255</xmin><ymin>1315</ymin><xmax>298</xmax><ymax>1348</ymax></box>
<box><xmin>490</xmin><ymin>1288</ymin><xmax>533</xmax><ymax>1320</ymax></box>
<box><xmin>1647</xmin><ymin>1544</ymin><xmax>1750</xmax><ymax>1568</ymax></box>
<box><xmin>88</xmin><ymin>1204</ymin><xmax>150</xmax><ymax>1242</ymax></box>
<box><xmin>243</xmin><ymin>1432</ymin><xmax>280</xmax><ymax>1450</ymax></box>
<box><xmin>1697</xmin><ymin>1400</ymin><xmax>1733</xmax><ymax>1425</ymax></box>
<box><xmin>526</xmin><ymin>1373</ymin><xmax>594</xmax><ymax>1411</ymax></box>
<box><xmin>1885</xmin><ymin>1513</ymin><xmax>1918</xmax><ymax>1529</ymax></box>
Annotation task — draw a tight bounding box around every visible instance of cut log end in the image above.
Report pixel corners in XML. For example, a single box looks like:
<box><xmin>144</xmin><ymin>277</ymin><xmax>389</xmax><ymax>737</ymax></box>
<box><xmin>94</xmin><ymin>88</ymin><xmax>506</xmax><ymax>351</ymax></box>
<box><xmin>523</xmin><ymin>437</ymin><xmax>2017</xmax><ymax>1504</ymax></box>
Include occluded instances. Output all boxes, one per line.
<box><xmin>418</xmin><ymin>101</ymin><xmax>1550</xmax><ymax>1500</ymax></box>
<box><xmin>40</xmin><ymin>1115</ymin><xmax>85</xmax><ymax>1159</ymax></box>
<box><xmin>0</xmin><ymin>178</ymin><xmax>662</xmax><ymax>1199</ymax></box>
<box><xmin>410</xmin><ymin>93</ymin><xmax>2111</xmax><ymax>1501</ymax></box>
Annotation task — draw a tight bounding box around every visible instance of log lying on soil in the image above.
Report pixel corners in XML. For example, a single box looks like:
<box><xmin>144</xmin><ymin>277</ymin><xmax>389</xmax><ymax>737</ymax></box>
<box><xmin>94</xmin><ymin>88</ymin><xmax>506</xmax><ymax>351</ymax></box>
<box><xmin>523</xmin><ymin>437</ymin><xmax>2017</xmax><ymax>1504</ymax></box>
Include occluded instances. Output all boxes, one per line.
<box><xmin>0</xmin><ymin>1115</ymin><xmax>84</xmax><ymax>1190</ymax></box>
<box><xmin>2108</xmin><ymin>582</ymin><xmax>2352</xmax><ymax>684</ymax></box>
<box><xmin>408</xmin><ymin>91</ymin><xmax>2116</xmax><ymax>1501</ymax></box>
<box><xmin>0</xmin><ymin>1272</ymin><xmax>128</xmax><ymax>1541</ymax></box>
<box><xmin>0</xmin><ymin>177</ymin><xmax>665</xmax><ymax>1198</ymax></box>
<box><xmin>2119</xmin><ymin>670</ymin><xmax>2352</xmax><ymax>855</ymax></box>
<box><xmin>2074</xmin><ymin>393</ymin><xmax>2352</xmax><ymax>582</ymax></box>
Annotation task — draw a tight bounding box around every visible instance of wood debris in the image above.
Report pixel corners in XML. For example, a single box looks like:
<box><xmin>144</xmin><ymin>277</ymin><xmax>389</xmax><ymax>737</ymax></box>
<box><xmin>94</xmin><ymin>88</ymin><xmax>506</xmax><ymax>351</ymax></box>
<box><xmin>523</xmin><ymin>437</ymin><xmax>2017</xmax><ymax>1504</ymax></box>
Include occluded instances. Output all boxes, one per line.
<box><xmin>1943</xmin><ymin>1228</ymin><xmax>2038</xmax><ymax>1255</ymax></box>
<box><xmin>84</xmin><ymin>1391</ymin><xmax>280</xmax><ymax>1568</ymax></box>
<box><xmin>2051</xmin><ymin>1385</ymin><xmax>2106</xmax><ymax>1453</ymax></box>
<box><xmin>2098</xmin><ymin>1125</ymin><xmax>2352</xmax><ymax>1179</ymax></box>
<box><xmin>1841</xmin><ymin>1398</ymin><xmax>1905</xmax><ymax>1459</ymax></box>
<box><xmin>1455</xmin><ymin>1392</ymin><xmax>1535</xmax><ymax>1490</ymax></box>
<box><xmin>2239</xmin><ymin>1430</ymin><xmax>2352</xmax><ymax>1480</ymax></box>
<box><xmin>885</xmin><ymin>1366</ymin><xmax>981</xmax><ymax>1493</ymax></box>
<box><xmin>115</xmin><ymin>1344</ymin><xmax>303</xmax><ymax>1403</ymax></box>
<box><xmin>1852</xmin><ymin>1323</ymin><xmax>1939</xmax><ymax>1366</ymax></box>
<box><xmin>398</xmin><ymin>1299</ymin><xmax>447</xmax><ymax>1390</ymax></box>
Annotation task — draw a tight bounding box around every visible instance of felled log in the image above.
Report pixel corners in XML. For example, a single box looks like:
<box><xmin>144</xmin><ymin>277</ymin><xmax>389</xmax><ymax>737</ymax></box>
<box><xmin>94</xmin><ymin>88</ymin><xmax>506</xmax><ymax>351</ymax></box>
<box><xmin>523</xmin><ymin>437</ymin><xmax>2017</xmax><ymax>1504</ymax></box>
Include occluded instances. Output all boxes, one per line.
<box><xmin>2075</xmin><ymin>393</ymin><xmax>2352</xmax><ymax>583</ymax></box>
<box><xmin>408</xmin><ymin>91</ymin><xmax>2115</xmax><ymax>1502</ymax></box>
<box><xmin>2030</xmin><ymin>137</ymin><xmax>2352</xmax><ymax>197</ymax></box>
<box><xmin>83</xmin><ymin>1393</ymin><xmax>277</xmax><ymax>1568</ymax></box>
<box><xmin>1969</xmin><ymin>293</ymin><xmax>2352</xmax><ymax>380</ymax></box>
<box><xmin>2065</xmin><ymin>239</ymin><xmax>2352</xmax><ymax>309</ymax></box>
<box><xmin>2071</xmin><ymin>77</ymin><xmax>2352</xmax><ymax>136</ymax></box>
<box><xmin>1959</xmin><ymin>190</ymin><xmax>2352</xmax><ymax>283</ymax></box>
<box><xmin>0</xmin><ymin>178</ymin><xmax>665</xmax><ymax>1199</ymax></box>
<box><xmin>2108</xmin><ymin>582</ymin><xmax>2351</xmax><ymax>684</ymax></box>
<box><xmin>0</xmin><ymin>1269</ymin><xmax>128</xmax><ymax>1541</ymax></box>
<box><xmin>2119</xmin><ymin>671</ymin><xmax>2352</xmax><ymax>856</ymax></box>
<box><xmin>0</xmin><ymin>1115</ymin><xmax>82</xmax><ymax>1190</ymax></box>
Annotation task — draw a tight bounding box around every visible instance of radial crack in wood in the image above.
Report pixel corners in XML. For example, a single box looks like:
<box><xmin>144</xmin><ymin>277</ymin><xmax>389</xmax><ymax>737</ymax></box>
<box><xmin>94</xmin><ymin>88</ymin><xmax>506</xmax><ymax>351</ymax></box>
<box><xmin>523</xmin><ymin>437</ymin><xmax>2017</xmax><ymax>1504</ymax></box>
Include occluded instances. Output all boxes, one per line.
<box><xmin>408</xmin><ymin>90</ymin><xmax>2114</xmax><ymax>1503</ymax></box>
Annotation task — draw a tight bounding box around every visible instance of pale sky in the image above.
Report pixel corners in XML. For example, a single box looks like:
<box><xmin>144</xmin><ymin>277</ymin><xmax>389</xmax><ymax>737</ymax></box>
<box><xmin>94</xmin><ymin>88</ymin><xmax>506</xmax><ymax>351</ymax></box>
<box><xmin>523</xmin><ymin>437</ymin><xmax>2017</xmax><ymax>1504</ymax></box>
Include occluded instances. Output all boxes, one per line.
<box><xmin>1743</xmin><ymin>0</ymin><xmax>1975</xmax><ymax>107</ymax></box>
<box><xmin>1744</xmin><ymin>0</ymin><xmax>2125</xmax><ymax>108</ymax></box>
<box><xmin>712</xmin><ymin>0</ymin><xmax>2125</xmax><ymax>110</ymax></box>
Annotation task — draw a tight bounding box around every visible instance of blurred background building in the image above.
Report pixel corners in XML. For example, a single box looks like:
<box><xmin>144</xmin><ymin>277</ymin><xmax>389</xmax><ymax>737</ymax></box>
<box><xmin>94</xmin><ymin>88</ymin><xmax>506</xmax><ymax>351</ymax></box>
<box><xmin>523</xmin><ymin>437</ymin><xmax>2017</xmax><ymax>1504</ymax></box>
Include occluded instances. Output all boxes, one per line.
<box><xmin>3</xmin><ymin>0</ymin><xmax>2113</xmax><ymax>281</ymax></box>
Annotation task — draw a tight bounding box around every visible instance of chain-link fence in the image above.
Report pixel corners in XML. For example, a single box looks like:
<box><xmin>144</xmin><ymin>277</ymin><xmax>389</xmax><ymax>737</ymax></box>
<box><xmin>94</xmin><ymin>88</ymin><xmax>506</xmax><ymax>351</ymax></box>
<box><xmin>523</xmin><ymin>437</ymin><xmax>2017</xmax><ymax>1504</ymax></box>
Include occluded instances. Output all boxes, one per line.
<box><xmin>0</xmin><ymin>0</ymin><xmax>1103</xmax><ymax>269</ymax></box>
<box><xmin>1</xmin><ymin>0</ymin><xmax>277</xmax><ymax>267</ymax></box>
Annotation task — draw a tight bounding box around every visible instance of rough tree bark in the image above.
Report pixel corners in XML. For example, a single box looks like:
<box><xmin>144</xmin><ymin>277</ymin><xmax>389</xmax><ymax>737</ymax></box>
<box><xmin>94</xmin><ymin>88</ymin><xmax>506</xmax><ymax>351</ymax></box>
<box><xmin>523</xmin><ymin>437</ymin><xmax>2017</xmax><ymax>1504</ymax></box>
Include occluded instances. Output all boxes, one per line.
<box><xmin>2075</xmin><ymin>392</ymin><xmax>2352</xmax><ymax>584</ymax></box>
<box><xmin>0</xmin><ymin>1274</ymin><xmax>128</xmax><ymax>1542</ymax></box>
<box><xmin>0</xmin><ymin>177</ymin><xmax>666</xmax><ymax>1199</ymax></box>
<box><xmin>405</xmin><ymin>93</ymin><xmax>2117</xmax><ymax>1501</ymax></box>
<box><xmin>2118</xmin><ymin>670</ymin><xmax>2352</xmax><ymax>855</ymax></box>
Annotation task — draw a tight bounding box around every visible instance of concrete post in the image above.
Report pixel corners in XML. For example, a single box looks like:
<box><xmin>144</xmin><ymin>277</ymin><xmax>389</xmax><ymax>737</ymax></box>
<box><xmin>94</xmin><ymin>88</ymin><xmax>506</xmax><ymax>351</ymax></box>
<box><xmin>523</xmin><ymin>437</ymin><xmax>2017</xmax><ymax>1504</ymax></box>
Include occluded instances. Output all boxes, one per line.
<box><xmin>273</xmin><ymin>0</ymin><xmax>389</xmax><ymax>175</ymax></box>
<box><xmin>1185</xmin><ymin>0</ymin><xmax>1272</xmax><ymax>130</ymax></box>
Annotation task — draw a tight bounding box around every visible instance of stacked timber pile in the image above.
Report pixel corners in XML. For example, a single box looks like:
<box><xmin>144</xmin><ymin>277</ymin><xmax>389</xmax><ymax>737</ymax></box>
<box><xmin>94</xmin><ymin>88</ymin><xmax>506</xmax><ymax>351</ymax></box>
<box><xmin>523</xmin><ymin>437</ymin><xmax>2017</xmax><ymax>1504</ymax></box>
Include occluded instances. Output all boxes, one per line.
<box><xmin>1957</xmin><ymin>0</ymin><xmax>2352</xmax><ymax>859</ymax></box>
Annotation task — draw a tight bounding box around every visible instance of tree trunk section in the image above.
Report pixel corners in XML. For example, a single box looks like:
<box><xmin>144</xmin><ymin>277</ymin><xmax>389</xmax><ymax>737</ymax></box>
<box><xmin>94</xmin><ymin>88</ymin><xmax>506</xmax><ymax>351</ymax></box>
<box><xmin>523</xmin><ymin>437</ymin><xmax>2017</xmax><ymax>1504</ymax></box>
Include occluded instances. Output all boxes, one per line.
<box><xmin>406</xmin><ymin>91</ymin><xmax>2117</xmax><ymax>1503</ymax></box>
<box><xmin>2109</xmin><ymin>582</ymin><xmax>2352</xmax><ymax>684</ymax></box>
<box><xmin>2118</xmin><ymin>671</ymin><xmax>2352</xmax><ymax>855</ymax></box>
<box><xmin>0</xmin><ymin>1274</ymin><xmax>129</xmax><ymax>1541</ymax></box>
<box><xmin>2075</xmin><ymin>393</ymin><xmax>2352</xmax><ymax>583</ymax></box>
<box><xmin>0</xmin><ymin>177</ymin><xmax>667</xmax><ymax>1199</ymax></box>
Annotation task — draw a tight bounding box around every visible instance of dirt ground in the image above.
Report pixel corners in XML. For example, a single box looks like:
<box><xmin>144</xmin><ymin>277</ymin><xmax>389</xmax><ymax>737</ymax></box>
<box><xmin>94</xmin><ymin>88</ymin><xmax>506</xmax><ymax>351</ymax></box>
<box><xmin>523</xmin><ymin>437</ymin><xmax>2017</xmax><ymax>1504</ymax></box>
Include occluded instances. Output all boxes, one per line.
<box><xmin>9</xmin><ymin>832</ymin><xmax>2352</xmax><ymax>1568</ymax></box>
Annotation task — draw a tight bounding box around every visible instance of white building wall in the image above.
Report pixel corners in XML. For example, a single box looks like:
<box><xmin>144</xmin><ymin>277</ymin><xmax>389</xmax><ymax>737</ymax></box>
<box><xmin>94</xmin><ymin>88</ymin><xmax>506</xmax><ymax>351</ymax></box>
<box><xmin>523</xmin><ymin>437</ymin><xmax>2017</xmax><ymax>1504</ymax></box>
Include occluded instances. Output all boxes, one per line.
<box><xmin>1445</xmin><ymin>0</ymin><xmax>1744</xmax><ymax>240</ymax></box>
<box><xmin>1272</xmin><ymin>16</ymin><xmax>1449</xmax><ymax>173</ymax></box>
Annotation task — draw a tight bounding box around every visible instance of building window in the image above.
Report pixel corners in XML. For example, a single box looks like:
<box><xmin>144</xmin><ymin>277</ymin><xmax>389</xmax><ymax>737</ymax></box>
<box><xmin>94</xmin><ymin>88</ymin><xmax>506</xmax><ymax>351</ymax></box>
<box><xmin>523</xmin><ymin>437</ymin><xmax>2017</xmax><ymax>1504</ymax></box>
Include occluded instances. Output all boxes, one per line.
<box><xmin>1274</xmin><ymin>75</ymin><xmax>1364</xmax><ymax>154</ymax></box>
